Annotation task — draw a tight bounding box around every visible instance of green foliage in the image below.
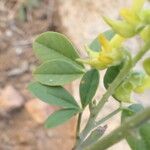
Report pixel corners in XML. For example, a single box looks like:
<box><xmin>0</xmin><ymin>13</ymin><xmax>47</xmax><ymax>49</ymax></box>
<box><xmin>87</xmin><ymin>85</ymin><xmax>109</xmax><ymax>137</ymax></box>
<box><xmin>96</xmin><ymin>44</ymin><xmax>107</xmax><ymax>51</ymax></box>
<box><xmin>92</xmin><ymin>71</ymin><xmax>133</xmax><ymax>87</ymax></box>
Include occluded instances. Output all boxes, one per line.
<box><xmin>114</xmin><ymin>71</ymin><xmax>146</xmax><ymax>102</ymax></box>
<box><xmin>45</xmin><ymin>108</ymin><xmax>78</xmax><ymax>128</ymax></box>
<box><xmin>80</xmin><ymin>69</ymin><xmax>99</xmax><ymax>108</ymax></box>
<box><xmin>28</xmin><ymin>32</ymin><xmax>86</xmax><ymax>128</ymax></box>
<box><xmin>121</xmin><ymin>104</ymin><xmax>150</xmax><ymax>150</ymax></box>
<box><xmin>81</xmin><ymin>126</ymin><xmax>107</xmax><ymax>148</ymax></box>
<box><xmin>33</xmin><ymin>59</ymin><xmax>84</xmax><ymax>86</ymax></box>
<box><xmin>33</xmin><ymin>32</ymin><xmax>83</xmax><ymax>67</ymax></box>
<box><xmin>103</xmin><ymin>62</ymin><xmax>145</xmax><ymax>103</ymax></box>
<box><xmin>103</xmin><ymin>62</ymin><xmax>125</xmax><ymax>102</ymax></box>
<box><xmin>28</xmin><ymin>82</ymin><xmax>80</xmax><ymax>109</ymax></box>
<box><xmin>28</xmin><ymin>82</ymin><xmax>81</xmax><ymax>129</ymax></box>
<box><xmin>33</xmin><ymin>32</ymin><xmax>85</xmax><ymax>86</ymax></box>
<box><xmin>28</xmin><ymin>0</ymin><xmax>150</xmax><ymax>147</ymax></box>
<box><xmin>121</xmin><ymin>104</ymin><xmax>144</xmax><ymax>122</ymax></box>
<box><xmin>104</xmin><ymin>63</ymin><xmax>123</xmax><ymax>89</ymax></box>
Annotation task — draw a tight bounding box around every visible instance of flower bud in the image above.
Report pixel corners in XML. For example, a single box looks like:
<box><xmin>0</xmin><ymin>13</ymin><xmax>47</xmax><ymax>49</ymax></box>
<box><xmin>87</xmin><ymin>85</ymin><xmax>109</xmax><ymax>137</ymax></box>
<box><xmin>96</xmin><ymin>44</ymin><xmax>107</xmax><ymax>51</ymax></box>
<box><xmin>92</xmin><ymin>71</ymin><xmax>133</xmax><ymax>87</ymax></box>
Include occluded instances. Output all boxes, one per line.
<box><xmin>114</xmin><ymin>71</ymin><xmax>148</xmax><ymax>103</ymax></box>
<box><xmin>103</xmin><ymin>0</ymin><xmax>147</xmax><ymax>38</ymax></box>
<box><xmin>103</xmin><ymin>17</ymin><xmax>136</xmax><ymax>38</ymax></box>
<box><xmin>120</xmin><ymin>8</ymin><xmax>139</xmax><ymax>26</ymax></box>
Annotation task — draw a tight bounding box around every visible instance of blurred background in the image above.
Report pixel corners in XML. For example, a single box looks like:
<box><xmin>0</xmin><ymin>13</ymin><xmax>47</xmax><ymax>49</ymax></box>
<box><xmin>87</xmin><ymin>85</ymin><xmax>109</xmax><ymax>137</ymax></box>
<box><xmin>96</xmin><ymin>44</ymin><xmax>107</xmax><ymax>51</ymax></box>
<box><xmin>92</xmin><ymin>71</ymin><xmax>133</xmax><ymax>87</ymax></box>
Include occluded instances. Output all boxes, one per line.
<box><xmin>0</xmin><ymin>0</ymin><xmax>149</xmax><ymax>150</ymax></box>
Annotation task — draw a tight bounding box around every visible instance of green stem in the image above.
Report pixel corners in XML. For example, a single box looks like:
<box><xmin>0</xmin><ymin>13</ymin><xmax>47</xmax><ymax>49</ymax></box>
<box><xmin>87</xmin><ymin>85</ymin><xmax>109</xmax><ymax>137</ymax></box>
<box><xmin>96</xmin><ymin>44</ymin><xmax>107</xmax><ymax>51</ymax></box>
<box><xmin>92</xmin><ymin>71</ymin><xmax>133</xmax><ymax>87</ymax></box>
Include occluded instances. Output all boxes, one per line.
<box><xmin>74</xmin><ymin>113</ymin><xmax>83</xmax><ymax>150</ymax></box>
<box><xmin>94</xmin><ymin>108</ymin><xmax>121</xmax><ymax>129</ymax></box>
<box><xmin>76</xmin><ymin>108</ymin><xmax>121</xmax><ymax>149</ymax></box>
<box><xmin>76</xmin><ymin>114</ymin><xmax>95</xmax><ymax>149</ymax></box>
<box><xmin>78</xmin><ymin>60</ymin><xmax>131</xmax><ymax>142</ymax></box>
<box><xmin>77</xmin><ymin>107</ymin><xmax>121</xmax><ymax>148</ymax></box>
<box><xmin>94</xmin><ymin>42</ymin><xmax>150</xmax><ymax>118</ymax></box>
<box><xmin>76</xmin><ymin>113</ymin><xmax>82</xmax><ymax>139</ymax></box>
<box><xmin>86</xmin><ymin>107</ymin><xmax>150</xmax><ymax>150</ymax></box>
<box><xmin>94</xmin><ymin>59</ymin><xmax>131</xmax><ymax>116</ymax></box>
<box><xmin>133</xmin><ymin>42</ymin><xmax>150</xmax><ymax>66</ymax></box>
<box><xmin>75</xmin><ymin>42</ymin><xmax>150</xmax><ymax>148</ymax></box>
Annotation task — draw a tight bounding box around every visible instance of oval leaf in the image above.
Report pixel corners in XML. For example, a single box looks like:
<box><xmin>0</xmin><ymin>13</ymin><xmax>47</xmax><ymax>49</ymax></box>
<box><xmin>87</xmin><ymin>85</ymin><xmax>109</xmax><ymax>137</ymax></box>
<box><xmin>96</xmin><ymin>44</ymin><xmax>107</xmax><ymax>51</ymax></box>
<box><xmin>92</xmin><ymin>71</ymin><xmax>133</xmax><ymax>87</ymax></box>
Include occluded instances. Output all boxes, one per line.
<box><xmin>33</xmin><ymin>59</ymin><xmax>84</xmax><ymax>86</ymax></box>
<box><xmin>143</xmin><ymin>57</ymin><xmax>150</xmax><ymax>75</ymax></box>
<box><xmin>80</xmin><ymin>69</ymin><xmax>99</xmax><ymax>108</ymax></box>
<box><xmin>45</xmin><ymin>108</ymin><xmax>78</xmax><ymax>128</ymax></box>
<box><xmin>28</xmin><ymin>82</ymin><xmax>80</xmax><ymax>109</ymax></box>
<box><xmin>104</xmin><ymin>62</ymin><xmax>123</xmax><ymax>89</ymax></box>
<box><xmin>121</xmin><ymin>104</ymin><xmax>144</xmax><ymax>122</ymax></box>
<box><xmin>33</xmin><ymin>31</ymin><xmax>83</xmax><ymax>66</ymax></box>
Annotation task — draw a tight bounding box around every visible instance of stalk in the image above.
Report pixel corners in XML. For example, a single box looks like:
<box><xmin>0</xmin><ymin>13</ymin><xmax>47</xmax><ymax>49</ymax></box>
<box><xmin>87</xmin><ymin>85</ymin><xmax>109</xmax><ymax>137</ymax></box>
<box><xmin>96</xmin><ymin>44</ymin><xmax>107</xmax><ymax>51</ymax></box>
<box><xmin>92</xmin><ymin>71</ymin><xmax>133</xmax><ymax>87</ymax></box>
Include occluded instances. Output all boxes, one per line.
<box><xmin>75</xmin><ymin>42</ymin><xmax>150</xmax><ymax>148</ymax></box>
<box><xmin>86</xmin><ymin>107</ymin><xmax>150</xmax><ymax>150</ymax></box>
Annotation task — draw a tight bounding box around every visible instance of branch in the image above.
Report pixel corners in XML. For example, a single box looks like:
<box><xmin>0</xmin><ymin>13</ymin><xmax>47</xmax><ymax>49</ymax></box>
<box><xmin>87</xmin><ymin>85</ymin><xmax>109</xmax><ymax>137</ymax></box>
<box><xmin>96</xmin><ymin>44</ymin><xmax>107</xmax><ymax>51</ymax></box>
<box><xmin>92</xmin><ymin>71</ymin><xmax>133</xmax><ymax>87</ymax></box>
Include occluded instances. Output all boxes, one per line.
<box><xmin>78</xmin><ymin>58</ymin><xmax>132</xmax><ymax>143</ymax></box>
<box><xmin>94</xmin><ymin>108</ymin><xmax>121</xmax><ymax>129</ymax></box>
<box><xmin>76</xmin><ymin>113</ymin><xmax>82</xmax><ymax>139</ymax></box>
<box><xmin>133</xmin><ymin>42</ymin><xmax>150</xmax><ymax>65</ymax></box>
<box><xmin>86</xmin><ymin>107</ymin><xmax>150</xmax><ymax>150</ymax></box>
<box><xmin>76</xmin><ymin>42</ymin><xmax>150</xmax><ymax>148</ymax></box>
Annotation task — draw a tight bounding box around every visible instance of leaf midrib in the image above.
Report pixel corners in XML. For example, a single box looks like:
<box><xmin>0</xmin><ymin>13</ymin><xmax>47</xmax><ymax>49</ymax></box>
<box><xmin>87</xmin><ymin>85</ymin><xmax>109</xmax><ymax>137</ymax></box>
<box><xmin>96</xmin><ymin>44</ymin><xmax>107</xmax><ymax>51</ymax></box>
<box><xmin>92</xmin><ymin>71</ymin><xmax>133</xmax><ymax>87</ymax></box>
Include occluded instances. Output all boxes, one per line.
<box><xmin>47</xmin><ymin>90</ymin><xmax>79</xmax><ymax>108</ymax></box>
<box><xmin>34</xmin><ymin>42</ymin><xmax>82</xmax><ymax>67</ymax></box>
<box><xmin>34</xmin><ymin>73</ymin><xmax>83</xmax><ymax>75</ymax></box>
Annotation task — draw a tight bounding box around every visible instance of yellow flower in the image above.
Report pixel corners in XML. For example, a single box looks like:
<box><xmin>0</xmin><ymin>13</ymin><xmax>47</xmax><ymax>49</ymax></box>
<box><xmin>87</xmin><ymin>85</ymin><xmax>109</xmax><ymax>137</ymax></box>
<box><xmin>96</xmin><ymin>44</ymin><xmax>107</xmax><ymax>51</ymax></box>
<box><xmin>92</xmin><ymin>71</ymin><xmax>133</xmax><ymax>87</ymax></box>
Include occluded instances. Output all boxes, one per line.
<box><xmin>103</xmin><ymin>0</ymin><xmax>146</xmax><ymax>38</ymax></box>
<box><xmin>77</xmin><ymin>34</ymin><xmax>125</xmax><ymax>70</ymax></box>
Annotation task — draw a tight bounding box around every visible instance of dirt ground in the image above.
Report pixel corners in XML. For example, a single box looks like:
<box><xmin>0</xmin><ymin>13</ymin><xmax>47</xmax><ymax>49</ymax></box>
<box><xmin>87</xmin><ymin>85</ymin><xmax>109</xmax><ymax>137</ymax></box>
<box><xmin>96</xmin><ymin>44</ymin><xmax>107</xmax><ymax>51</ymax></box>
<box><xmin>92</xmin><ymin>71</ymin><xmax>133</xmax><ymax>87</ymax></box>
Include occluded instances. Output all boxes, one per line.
<box><xmin>0</xmin><ymin>0</ymin><xmax>59</xmax><ymax>98</ymax></box>
<box><xmin>0</xmin><ymin>108</ymin><xmax>75</xmax><ymax>150</ymax></box>
<box><xmin>0</xmin><ymin>0</ymin><xmax>76</xmax><ymax>150</ymax></box>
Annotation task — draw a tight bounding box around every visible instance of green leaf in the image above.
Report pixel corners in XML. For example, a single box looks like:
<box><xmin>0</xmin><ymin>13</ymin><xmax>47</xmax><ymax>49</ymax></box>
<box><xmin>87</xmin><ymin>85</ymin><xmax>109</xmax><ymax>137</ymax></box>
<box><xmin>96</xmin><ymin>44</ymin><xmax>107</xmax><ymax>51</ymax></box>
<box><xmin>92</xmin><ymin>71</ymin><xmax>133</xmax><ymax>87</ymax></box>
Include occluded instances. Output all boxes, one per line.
<box><xmin>143</xmin><ymin>57</ymin><xmax>150</xmax><ymax>75</ymax></box>
<box><xmin>80</xmin><ymin>69</ymin><xmax>99</xmax><ymax>108</ymax></box>
<box><xmin>28</xmin><ymin>82</ymin><xmax>80</xmax><ymax>109</ymax></box>
<box><xmin>104</xmin><ymin>30</ymin><xmax>116</xmax><ymax>40</ymax></box>
<box><xmin>121</xmin><ymin>104</ymin><xmax>150</xmax><ymax>150</ymax></box>
<box><xmin>121</xmin><ymin>104</ymin><xmax>144</xmax><ymax>122</ymax></box>
<box><xmin>104</xmin><ymin>62</ymin><xmax>123</xmax><ymax>89</ymax></box>
<box><xmin>89</xmin><ymin>30</ymin><xmax>115</xmax><ymax>52</ymax></box>
<box><xmin>33</xmin><ymin>31</ymin><xmax>83</xmax><ymax>66</ymax></box>
<box><xmin>45</xmin><ymin>108</ymin><xmax>78</xmax><ymax>128</ymax></box>
<box><xmin>33</xmin><ymin>59</ymin><xmax>84</xmax><ymax>86</ymax></box>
